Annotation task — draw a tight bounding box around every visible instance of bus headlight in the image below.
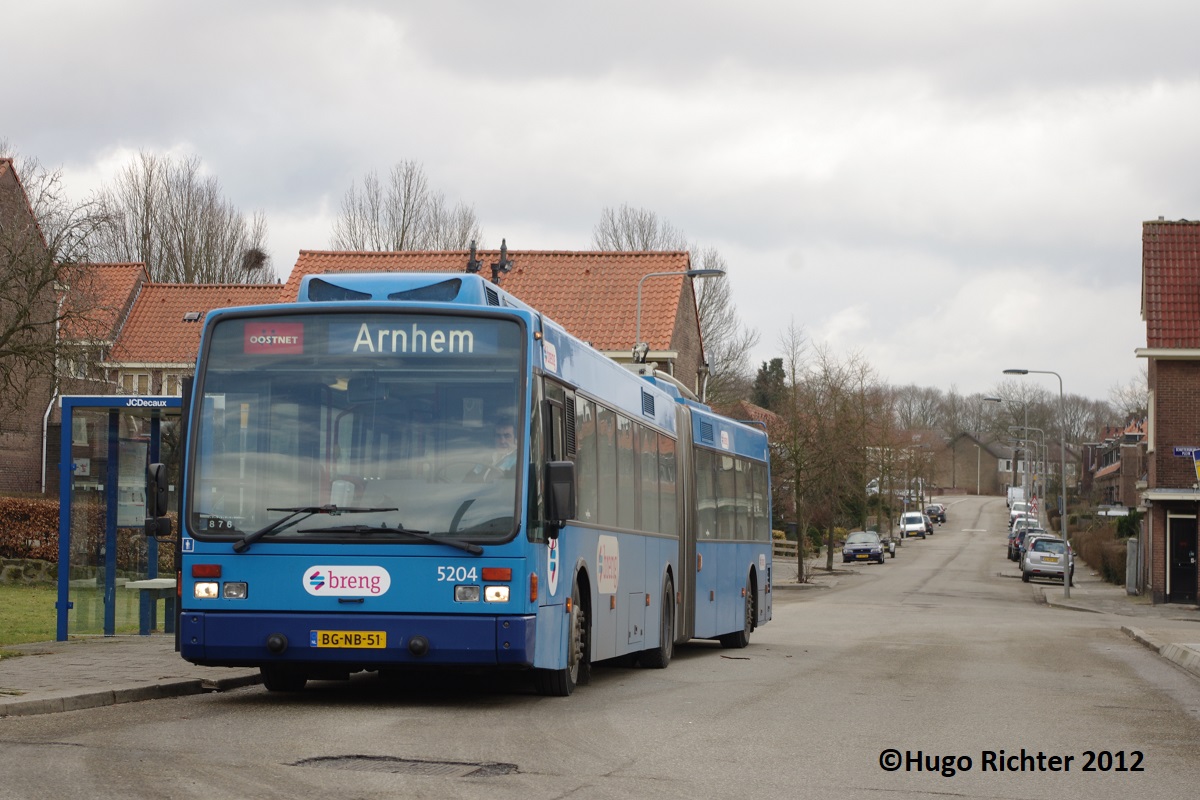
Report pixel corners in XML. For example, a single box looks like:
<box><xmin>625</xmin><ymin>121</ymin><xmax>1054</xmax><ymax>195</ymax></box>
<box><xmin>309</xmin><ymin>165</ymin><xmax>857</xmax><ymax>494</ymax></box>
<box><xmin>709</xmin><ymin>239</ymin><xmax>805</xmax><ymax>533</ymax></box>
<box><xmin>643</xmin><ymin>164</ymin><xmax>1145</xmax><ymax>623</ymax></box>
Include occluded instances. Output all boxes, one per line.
<box><xmin>455</xmin><ymin>585</ymin><xmax>481</xmax><ymax>602</ymax></box>
<box><xmin>484</xmin><ymin>586</ymin><xmax>510</xmax><ymax>603</ymax></box>
<box><xmin>194</xmin><ymin>581</ymin><xmax>219</xmax><ymax>599</ymax></box>
<box><xmin>223</xmin><ymin>582</ymin><xmax>248</xmax><ymax>599</ymax></box>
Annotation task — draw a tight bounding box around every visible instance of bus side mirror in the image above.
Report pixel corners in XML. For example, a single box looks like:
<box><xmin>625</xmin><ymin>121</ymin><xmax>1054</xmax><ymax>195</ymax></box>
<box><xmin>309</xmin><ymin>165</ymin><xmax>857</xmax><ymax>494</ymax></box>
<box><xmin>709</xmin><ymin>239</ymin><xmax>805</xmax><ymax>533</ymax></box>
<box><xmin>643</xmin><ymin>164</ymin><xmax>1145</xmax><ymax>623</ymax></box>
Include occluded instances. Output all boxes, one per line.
<box><xmin>145</xmin><ymin>462</ymin><xmax>172</xmax><ymax>539</ymax></box>
<box><xmin>544</xmin><ymin>461</ymin><xmax>575</xmax><ymax>537</ymax></box>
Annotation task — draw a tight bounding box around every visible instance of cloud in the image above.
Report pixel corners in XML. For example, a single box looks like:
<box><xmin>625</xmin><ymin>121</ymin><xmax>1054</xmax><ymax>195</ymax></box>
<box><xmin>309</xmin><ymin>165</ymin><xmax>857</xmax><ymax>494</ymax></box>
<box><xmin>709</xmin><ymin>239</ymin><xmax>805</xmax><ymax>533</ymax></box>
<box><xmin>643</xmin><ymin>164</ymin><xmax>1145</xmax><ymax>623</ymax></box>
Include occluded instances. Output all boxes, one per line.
<box><xmin>4</xmin><ymin>0</ymin><xmax>1188</xmax><ymax>404</ymax></box>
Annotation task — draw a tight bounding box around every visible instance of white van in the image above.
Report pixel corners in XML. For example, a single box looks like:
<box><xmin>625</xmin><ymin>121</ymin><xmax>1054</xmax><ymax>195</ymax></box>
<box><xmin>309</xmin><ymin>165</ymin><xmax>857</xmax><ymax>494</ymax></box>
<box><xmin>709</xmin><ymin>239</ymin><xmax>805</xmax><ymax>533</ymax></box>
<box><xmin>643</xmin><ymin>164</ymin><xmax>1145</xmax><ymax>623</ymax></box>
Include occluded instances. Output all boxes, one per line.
<box><xmin>1007</xmin><ymin>486</ymin><xmax>1026</xmax><ymax>508</ymax></box>
<box><xmin>899</xmin><ymin>511</ymin><xmax>927</xmax><ymax>540</ymax></box>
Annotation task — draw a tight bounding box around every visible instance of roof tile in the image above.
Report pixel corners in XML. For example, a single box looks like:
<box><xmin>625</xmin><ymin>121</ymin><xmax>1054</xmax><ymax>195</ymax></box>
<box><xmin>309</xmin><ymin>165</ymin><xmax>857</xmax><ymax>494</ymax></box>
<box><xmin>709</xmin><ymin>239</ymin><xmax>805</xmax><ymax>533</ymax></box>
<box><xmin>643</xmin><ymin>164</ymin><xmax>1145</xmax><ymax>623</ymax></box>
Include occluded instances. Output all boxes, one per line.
<box><xmin>281</xmin><ymin>250</ymin><xmax>693</xmax><ymax>351</ymax></box>
<box><xmin>110</xmin><ymin>283</ymin><xmax>281</xmax><ymax>365</ymax></box>
<box><xmin>1143</xmin><ymin>220</ymin><xmax>1200</xmax><ymax>348</ymax></box>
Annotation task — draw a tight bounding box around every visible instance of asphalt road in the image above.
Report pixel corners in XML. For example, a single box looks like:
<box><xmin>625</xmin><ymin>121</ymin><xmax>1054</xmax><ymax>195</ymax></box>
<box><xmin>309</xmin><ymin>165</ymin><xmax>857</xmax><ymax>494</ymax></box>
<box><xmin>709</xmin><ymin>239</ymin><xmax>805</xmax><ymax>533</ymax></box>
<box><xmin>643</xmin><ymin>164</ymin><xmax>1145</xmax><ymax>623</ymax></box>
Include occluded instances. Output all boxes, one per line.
<box><xmin>1</xmin><ymin>495</ymin><xmax>1198</xmax><ymax>799</ymax></box>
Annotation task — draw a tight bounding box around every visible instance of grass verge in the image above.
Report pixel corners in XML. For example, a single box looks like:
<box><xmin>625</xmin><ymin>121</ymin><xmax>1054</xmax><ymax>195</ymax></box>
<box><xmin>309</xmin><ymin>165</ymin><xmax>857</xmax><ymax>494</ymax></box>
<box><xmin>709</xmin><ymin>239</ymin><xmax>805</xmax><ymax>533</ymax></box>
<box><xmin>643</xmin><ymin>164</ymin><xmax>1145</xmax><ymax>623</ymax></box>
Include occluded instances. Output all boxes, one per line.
<box><xmin>0</xmin><ymin>584</ymin><xmax>57</xmax><ymax>648</ymax></box>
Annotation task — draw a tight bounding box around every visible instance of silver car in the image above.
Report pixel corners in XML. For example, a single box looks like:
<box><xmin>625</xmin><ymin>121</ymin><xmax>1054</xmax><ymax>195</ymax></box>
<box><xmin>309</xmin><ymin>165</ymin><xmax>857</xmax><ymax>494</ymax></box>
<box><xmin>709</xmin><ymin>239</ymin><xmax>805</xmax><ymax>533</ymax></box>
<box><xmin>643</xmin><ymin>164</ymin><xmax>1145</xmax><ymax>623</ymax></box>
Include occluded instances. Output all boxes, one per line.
<box><xmin>1021</xmin><ymin>537</ymin><xmax>1073</xmax><ymax>584</ymax></box>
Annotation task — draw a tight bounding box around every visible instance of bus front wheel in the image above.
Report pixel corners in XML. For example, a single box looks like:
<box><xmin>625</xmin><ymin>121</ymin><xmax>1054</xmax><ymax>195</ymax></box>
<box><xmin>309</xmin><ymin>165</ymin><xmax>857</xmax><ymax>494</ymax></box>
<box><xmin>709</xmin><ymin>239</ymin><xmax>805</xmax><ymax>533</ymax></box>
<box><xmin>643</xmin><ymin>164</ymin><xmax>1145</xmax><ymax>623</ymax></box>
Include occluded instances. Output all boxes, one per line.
<box><xmin>534</xmin><ymin>579</ymin><xmax>590</xmax><ymax>696</ymax></box>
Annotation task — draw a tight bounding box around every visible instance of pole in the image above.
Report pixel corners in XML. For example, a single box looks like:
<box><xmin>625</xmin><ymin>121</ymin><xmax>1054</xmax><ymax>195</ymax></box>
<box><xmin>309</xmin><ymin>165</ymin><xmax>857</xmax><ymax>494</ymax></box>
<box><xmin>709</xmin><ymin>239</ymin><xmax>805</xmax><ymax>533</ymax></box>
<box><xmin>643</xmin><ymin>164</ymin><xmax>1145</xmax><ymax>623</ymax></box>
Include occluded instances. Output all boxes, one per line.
<box><xmin>975</xmin><ymin>444</ymin><xmax>981</xmax><ymax>495</ymax></box>
<box><xmin>1004</xmin><ymin>368</ymin><xmax>1069</xmax><ymax>598</ymax></box>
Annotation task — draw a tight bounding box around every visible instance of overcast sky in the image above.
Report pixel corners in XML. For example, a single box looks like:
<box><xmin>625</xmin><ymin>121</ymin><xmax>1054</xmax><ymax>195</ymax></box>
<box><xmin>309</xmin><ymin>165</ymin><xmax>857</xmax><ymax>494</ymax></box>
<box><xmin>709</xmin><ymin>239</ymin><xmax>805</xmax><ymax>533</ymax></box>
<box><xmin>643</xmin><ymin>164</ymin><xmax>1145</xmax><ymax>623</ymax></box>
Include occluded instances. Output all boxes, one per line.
<box><xmin>7</xmin><ymin>0</ymin><xmax>1198</xmax><ymax>401</ymax></box>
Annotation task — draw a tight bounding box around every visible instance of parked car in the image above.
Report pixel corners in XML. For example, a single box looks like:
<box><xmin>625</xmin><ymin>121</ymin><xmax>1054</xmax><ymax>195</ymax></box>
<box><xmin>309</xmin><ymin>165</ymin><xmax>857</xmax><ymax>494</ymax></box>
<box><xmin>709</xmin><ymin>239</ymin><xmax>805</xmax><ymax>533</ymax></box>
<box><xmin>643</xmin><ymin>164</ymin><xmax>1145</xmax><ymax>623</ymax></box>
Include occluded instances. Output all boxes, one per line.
<box><xmin>1006</xmin><ymin>525</ymin><xmax>1041</xmax><ymax>560</ymax></box>
<box><xmin>1010</xmin><ymin>516</ymin><xmax>1039</xmax><ymax>538</ymax></box>
<box><xmin>922</xmin><ymin>513</ymin><xmax>935</xmax><ymax>535</ymax></box>
<box><xmin>1021</xmin><ymin>537</ymin><xmax>1073</xmax><ymax>584</ymax></box>
<box><xmin>899</xmin><ymin>511</ymin><xmax>927</xmax><ymax>539</ymax></box>
<box><xmin>842</xmin><ymin>531</ymin><xmax>887</xmax><ymax>564</ymax></box>
<box><xmin>1022</xmin><ymin>532</ymin><xmax>1051</xmax><ymax>563</ymax></box>
<box><xmin>1008</xmin><ymin>501</ymin><xmax>1031</xmax><ymax>528</ymax></box>
<box><xmin>925</xmin><ymin>503</ymin><xmax>946</xmax><ymax>523</ymax></box>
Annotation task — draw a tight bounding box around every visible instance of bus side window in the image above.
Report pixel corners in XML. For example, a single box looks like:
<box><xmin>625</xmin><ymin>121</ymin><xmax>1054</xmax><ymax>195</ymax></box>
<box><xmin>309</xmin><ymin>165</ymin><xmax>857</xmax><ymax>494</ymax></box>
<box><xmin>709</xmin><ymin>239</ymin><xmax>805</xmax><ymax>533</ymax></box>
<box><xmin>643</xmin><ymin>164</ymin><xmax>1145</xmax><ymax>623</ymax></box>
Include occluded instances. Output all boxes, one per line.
<box><xmin>695</xmin><ymin>448</ymin><xmax>717</xmax><ymax>538</ymax></box>
<box><xmin>576</xmin><ymin>397</ymin><xmax>598</xmax><ymax>523</ymax></box>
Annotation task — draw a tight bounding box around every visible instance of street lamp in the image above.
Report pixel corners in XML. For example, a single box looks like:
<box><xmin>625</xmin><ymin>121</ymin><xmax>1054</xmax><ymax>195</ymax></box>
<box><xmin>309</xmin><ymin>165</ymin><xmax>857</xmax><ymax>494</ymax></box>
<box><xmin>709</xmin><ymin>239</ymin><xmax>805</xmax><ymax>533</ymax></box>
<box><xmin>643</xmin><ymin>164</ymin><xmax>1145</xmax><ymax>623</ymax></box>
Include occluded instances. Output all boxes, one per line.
<box><xmin>1010</xmin><ymin>425</ymin><xmax>1046</xmax><ymax>503</ymax></box>
<box><xmin>981</xmin><ymin>395</ymin><xmax>1003</xmax><ymax>495</ymax></box>
<box><xmin>1004</xmin><ymin>368</ymin><xmax>1070</xmax><ymax>598</ymax></box>
<box><xmin>975</xmin><ymin>443</ymin><xmax>982</xmax><ymax>496</ymax></box>
<box><xmin>634</xmin><ymin>269</ymin><xmax>725</xmax><ymax>363</ymax></box>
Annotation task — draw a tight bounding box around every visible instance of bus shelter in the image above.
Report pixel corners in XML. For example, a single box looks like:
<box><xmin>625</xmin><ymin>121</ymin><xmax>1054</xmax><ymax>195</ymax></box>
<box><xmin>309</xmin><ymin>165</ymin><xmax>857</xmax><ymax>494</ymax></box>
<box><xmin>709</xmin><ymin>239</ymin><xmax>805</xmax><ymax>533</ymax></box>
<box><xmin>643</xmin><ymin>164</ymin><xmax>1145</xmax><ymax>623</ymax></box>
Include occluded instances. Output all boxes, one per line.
<box><xmin>55</xmin><ymin>395</ymin><xmax>182</xmax><ymax>641</ymax></box>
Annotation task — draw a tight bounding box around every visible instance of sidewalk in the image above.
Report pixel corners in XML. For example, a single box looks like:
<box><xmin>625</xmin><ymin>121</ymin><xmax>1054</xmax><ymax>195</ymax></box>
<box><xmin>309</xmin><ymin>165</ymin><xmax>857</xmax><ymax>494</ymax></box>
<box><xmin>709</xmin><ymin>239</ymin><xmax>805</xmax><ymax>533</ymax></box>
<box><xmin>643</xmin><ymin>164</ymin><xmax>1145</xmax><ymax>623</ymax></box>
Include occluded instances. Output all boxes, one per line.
<box><xmin>1039</xmin><ymin>565</ymin><xmax>1200</xmax><ymax>680</ymax></box>
<box><xmin>3</xmin><ymin>565</ymin><xmax>1200</xmax><ymax>719</ymax></box>
<box><xmin>0</xmin><ymin>636</ymin><xmax>259</xmax><ymax>718</ymax></box>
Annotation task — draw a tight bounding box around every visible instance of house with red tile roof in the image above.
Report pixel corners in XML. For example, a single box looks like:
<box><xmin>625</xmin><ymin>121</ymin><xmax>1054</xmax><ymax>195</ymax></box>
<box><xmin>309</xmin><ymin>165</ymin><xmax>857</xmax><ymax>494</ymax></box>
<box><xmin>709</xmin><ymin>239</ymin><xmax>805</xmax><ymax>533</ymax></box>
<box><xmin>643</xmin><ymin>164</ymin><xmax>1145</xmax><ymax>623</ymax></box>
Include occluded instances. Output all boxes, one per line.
<box><xmin>1136</xmin><ymin>218</ymin><xmax>1200</xmax><ymax>603</ymax></box>
<box><xmin>1081</xmin><ymin>419</ymin><xmax>1146</xmax><ymax>509</ymax></box>
<box><xmin>103</xmin><ymin>282</ymin><xmax>281</xmax><ymax>395</ymax></box>
<box><xmin>57</xmin><ymin>263</ymin><xmax>149</xmax><ymax>391</ymax></box>
<box><xmin>8</xmin><ymin>242</ymin><xmax>714</xmax><ymax>496</ymax></box>
<box><xmin>281</xmin><ymin>249</ymin><xmax>710</xmax><ymax>398</ymax></box>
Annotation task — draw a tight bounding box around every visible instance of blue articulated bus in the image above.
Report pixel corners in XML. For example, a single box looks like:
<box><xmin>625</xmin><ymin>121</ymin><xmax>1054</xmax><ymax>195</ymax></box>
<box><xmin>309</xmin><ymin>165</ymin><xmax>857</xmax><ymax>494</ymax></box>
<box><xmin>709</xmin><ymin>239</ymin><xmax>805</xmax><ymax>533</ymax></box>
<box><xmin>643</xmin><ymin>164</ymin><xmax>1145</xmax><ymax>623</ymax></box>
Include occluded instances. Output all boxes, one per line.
<box><xmin>147</xmin><ymin>271</ymin><xmax>771</xmax><ymax>695</ymax></box>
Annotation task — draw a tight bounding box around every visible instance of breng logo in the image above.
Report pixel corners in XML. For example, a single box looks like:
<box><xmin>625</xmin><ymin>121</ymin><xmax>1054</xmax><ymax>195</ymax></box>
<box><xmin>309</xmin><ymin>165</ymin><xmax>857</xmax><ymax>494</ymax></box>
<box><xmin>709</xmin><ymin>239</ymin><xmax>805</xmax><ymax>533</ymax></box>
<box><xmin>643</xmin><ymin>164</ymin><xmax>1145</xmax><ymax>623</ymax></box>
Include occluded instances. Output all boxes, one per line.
<box><xmin>302</xmin><ymin>565</ymin><xmax>391</xmax><ymax>597</ymax></box>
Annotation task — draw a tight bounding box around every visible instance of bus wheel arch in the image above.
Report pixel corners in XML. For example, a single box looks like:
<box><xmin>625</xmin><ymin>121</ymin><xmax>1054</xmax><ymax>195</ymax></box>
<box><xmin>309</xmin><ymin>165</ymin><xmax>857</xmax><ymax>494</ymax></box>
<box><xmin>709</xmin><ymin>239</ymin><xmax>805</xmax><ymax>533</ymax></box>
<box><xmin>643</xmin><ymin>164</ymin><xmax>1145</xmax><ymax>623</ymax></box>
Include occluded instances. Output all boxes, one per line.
<box><xmin>534</xmin><ymin>568</ymin><xmax>591</xmax><ymax>696</ymax></box>
<box><xmin>641</xmin><ymin>572</ymin><xmax>675</xmax><ymax>669</ymax></box>
<box><xmin>719</xmin><ymin>569</ymin><xmax>756</xmax><ymax>650</ymax></box>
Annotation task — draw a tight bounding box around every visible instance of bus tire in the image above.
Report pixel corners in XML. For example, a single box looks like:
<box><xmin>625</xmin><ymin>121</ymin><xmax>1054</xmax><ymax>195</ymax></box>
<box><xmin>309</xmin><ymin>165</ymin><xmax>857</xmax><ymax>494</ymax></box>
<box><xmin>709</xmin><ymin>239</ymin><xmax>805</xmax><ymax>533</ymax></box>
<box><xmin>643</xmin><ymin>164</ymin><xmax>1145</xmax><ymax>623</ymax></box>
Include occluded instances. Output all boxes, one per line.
<box><xmin>260</xmin><ymin>665</ymin><xmax>307</xmax><ymax>692</ymax></box>
<box><xmin>719</xmin><ymin>576</ymin><xmax>754</xmax><ymax>649</ymax></box>
<box><xmin>641</xmin><ymin>578</ymin><xmax>675</xmax><ymax>669</ymax></box>
<box><xmin>534</xmin><ymin>579</ymin><xmax>589</xmax><ymax>696</ymax></box>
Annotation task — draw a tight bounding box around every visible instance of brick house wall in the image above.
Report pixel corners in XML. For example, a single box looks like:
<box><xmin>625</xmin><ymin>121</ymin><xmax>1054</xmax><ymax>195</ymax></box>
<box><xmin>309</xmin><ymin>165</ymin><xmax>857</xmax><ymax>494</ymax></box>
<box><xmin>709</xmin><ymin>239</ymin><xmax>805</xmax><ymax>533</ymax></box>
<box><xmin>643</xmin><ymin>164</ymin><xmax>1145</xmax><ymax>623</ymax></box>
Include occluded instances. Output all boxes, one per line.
<box><xmin>1145</xmin><ymin>357</ymin><xmax>1200</xmax><ymax>602</ymax></box>
<box><xmin>668</xmin><ymin>286</ymin><xmax>705</xmax><ymax>395</ymax></box>
<box><xmin>1148</xmin><ymin>359</ymin><xmax>1200</xmax><ymax>488</ymax></box>
<box><xmin>0</xmin><ymin>160</ymin><xmax>57</xmax><ymax>495</ymax></box>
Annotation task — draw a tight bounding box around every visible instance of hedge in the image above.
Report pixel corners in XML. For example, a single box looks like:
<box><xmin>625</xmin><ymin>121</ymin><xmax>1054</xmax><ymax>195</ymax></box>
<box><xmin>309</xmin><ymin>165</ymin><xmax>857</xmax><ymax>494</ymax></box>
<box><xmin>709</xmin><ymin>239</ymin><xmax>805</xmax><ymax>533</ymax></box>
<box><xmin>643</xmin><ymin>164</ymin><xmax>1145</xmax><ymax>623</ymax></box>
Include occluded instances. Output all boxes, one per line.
<box><xmin>0</xmin><ymin>496</ymin><xmax>175</xmax><ymax>573</ymax></box>
<box><xmin>1073</xmin><ymin>519</ymin><xmax>1127</xmax><ymax>585</ymax></box>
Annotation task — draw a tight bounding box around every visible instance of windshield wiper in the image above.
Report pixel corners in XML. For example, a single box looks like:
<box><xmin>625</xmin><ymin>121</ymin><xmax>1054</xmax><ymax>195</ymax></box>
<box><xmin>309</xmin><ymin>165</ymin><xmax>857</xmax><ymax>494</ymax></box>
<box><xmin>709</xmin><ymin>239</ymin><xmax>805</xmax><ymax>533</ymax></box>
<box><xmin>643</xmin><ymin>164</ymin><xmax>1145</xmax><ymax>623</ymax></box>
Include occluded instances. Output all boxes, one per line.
<box><xmin>232</xmin><ymin>505</ymin><xmax>398</xmax><ymax>553</ymax></box>
<box><xmin>298</xmin><ymin>523</ymin><xmax>484</xmax><ymax>555</ymax></box>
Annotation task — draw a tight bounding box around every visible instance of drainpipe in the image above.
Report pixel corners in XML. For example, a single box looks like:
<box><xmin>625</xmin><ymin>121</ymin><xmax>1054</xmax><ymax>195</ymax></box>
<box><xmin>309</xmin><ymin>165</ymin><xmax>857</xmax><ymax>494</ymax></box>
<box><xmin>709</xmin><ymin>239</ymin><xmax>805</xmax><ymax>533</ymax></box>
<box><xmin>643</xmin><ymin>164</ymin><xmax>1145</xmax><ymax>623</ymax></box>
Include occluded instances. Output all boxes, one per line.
<box><xmin>41</xmin><ymin>392</ymin><xmax>59</xmax><ymax>494</ymax></box>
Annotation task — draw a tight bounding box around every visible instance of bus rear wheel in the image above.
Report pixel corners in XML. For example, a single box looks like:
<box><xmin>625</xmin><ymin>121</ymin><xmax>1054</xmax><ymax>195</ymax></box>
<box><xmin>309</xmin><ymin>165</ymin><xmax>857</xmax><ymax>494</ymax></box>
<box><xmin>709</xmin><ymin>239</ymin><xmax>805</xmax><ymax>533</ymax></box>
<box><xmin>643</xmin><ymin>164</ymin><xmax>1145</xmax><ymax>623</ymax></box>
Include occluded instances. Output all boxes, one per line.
<box><xmin>641</xmin><ymin>579</ymin><xmax>675</xmax><ymax>669</ymax></box>
<box><xmin>534</xmin><ymin>579</ymin><xmax>589</xmax><ymax>696</ymax></box>
<box><xmin>719</xmin><ymin>576</ymin><xmax>754</xmax><ymax>649</ymax></box>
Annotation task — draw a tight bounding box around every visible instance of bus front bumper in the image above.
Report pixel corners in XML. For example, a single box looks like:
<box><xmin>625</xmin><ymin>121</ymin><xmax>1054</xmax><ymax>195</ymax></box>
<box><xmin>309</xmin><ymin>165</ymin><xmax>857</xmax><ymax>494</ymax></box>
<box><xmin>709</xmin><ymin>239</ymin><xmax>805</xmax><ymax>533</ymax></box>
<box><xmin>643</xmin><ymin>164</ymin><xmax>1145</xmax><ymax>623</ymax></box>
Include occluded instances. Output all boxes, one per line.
<box><xmin>179</xmin><ymin>611</ymin><xmax>536</xmax><ymax>668</ymax></box>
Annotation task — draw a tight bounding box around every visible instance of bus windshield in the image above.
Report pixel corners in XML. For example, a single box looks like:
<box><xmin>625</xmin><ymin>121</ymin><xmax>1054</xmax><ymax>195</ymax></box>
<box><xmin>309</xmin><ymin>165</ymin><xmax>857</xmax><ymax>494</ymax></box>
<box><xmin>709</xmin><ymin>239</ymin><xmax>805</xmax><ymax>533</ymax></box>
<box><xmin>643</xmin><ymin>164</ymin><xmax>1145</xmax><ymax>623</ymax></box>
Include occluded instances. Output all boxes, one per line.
<box><xmin>187</xmin><ymin>311</ymin><xmax>526</xmax><ymax>545</ymax></box>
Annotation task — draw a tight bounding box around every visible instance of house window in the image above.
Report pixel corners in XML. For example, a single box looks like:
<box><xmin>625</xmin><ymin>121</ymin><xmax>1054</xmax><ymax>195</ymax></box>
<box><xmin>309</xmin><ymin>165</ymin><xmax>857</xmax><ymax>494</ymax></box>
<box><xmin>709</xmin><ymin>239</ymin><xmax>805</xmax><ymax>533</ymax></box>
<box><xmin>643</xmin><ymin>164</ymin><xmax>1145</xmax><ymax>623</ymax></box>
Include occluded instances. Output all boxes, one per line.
<box><xmin>163</xmin><ymin>374</ymin><xmax>185</xmax><ymax>396</ymax></box>
<box><xmin>120</xmin><ymin>372</ymin><xmax>150</xmax><ymax>395</ymax></box>
<box><xmin>1147</xmin><ymin>389</ymin><xmax>1155</xmax><ymax>453</ymax></box>
<box><xmin>71</xmin><ymin>416</ymin><xmax>89</xmax><ymax>446</ymax></box>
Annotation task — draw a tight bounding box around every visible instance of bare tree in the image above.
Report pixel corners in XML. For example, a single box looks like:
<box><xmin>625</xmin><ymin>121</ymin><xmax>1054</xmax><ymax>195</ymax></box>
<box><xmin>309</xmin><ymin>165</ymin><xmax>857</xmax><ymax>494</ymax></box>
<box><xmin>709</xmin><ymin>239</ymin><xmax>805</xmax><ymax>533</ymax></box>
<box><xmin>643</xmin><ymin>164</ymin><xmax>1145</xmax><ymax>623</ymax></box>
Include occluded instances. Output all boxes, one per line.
<box><xmin>771</xmin><ymin>323</ymin><xmax>813</xmax><ymax>581</ymax></box>
<box><xmin>94</xmin><ymin>151</ymin><xmax>269</xmax><ymax>284</ymax></box>
<box><xmin>592</xmin><ymin>204</ymin><xmax>759</xmax><ymax>405</ymax></box>
<box><xmin>1109</xmin><ymin>368</ymin><xmax>1148</xmax><ymax>419</ymax></box>
<box><xmin>0</xmin><ymin>152</ymin><xmax>110</xmax><ymax>414</ymax></box>
<box><xmin>592</xmin><ymin>204</ymin><xmax>688</xmax><ymax>251</ymax></box>
<box><xmin>960</xmin><ymin>392</ymin><xmax>1006</xmax><ymax>437</ymax></box>
<box><xmin>892</xmin><ymin>384</ymin><xmax>943</xmax><ymax>430</ymax></box>
<box><xmin>331</xmin><ymin>160</ymin><xmax>481</xmax><ymax>252</ymax></box>
<box><xmin>770</xmin><ymin>322</ymin><xmax>884</xmax><ymax>578</ymax></box>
